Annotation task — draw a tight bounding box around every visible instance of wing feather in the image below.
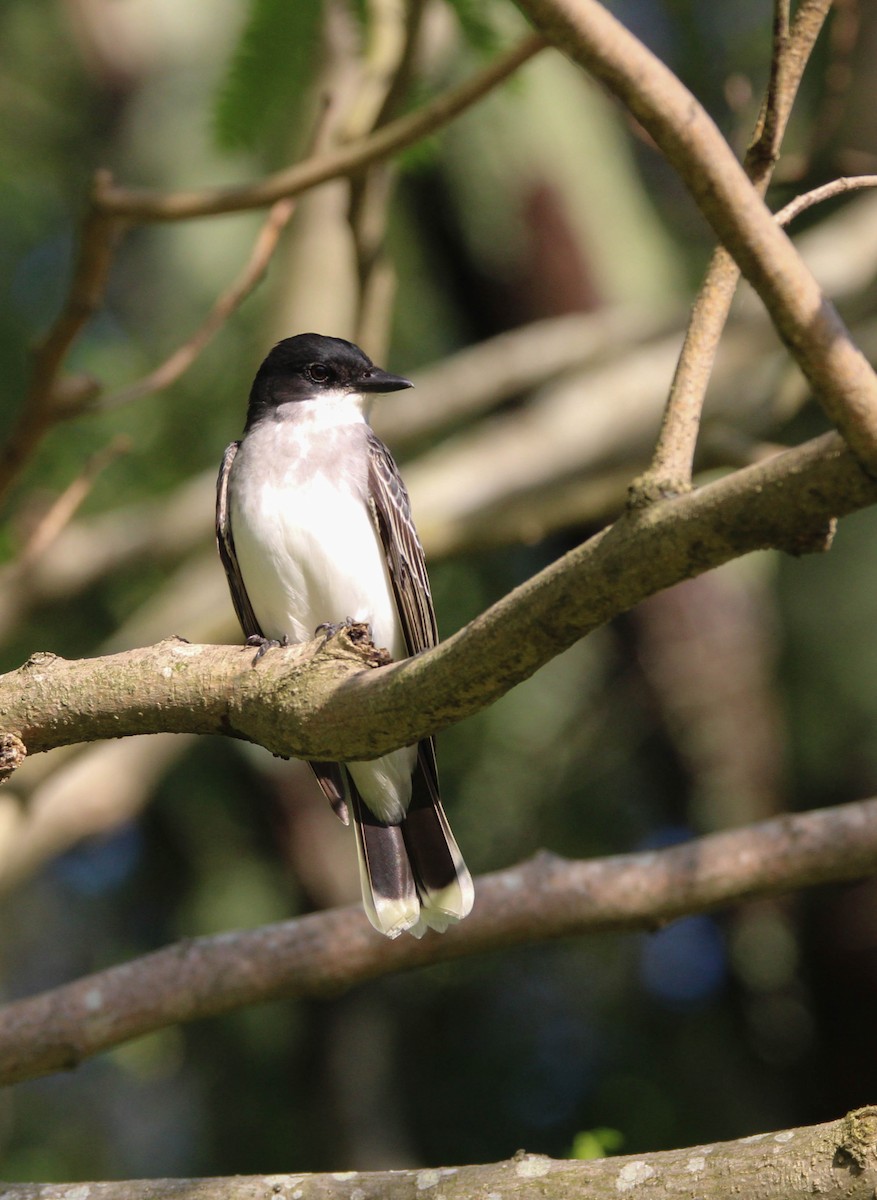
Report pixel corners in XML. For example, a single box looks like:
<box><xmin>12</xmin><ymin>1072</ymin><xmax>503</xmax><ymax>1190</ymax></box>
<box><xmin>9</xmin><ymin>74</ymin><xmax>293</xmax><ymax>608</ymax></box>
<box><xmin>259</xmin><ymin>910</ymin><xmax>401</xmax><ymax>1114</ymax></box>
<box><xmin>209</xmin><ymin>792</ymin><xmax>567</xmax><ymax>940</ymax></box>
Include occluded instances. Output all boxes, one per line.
<box><xmin>366</xmin><ymin>431</ymin><xmax>440</xmax><ymax>796</ymax></box>
<box><xmin>215</xmin><ymin>441</ymin><xmax>263</xmax><ymax>639</ymax></box>
<box><xmin>366</xmin><ymin>430</ymin><xmax>437</xmax><ymax>655</ymax></box>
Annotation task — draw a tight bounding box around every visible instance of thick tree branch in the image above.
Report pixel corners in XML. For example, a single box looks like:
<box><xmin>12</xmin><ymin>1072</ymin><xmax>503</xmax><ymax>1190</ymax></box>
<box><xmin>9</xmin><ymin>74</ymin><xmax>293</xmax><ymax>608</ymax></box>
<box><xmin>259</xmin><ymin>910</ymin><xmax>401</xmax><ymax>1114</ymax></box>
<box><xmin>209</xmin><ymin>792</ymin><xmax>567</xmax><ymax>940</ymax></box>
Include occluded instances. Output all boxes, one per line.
<box><xmin>0</xmin><ymin>430</ymin><xmax>873</xmax><ymax>764</ymax></box>
<box><xmin>514</xmin><ymin>0</ymin><xmax>877</xmax><ymax>474</ymax></box>
<box><xmin>1</xmin><ymin>797</ymin><xmax>876</xmax><ymax>1085</ymax></box>
<box><xmin>2</xmin><ymin>1108</ymin><xmax>876</xmax><ymax>1200</ymax></box>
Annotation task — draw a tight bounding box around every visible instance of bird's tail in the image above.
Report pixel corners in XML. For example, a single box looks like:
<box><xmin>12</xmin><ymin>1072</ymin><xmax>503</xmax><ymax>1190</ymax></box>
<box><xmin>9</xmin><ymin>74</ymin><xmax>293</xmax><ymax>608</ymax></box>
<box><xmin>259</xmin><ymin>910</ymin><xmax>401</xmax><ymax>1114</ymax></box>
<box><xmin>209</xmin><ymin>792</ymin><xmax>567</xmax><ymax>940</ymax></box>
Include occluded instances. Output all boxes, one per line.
<box><xmin>351</xmin><ymin>768</ymin><xmax>474</xmax><ymax>940</ymax></box>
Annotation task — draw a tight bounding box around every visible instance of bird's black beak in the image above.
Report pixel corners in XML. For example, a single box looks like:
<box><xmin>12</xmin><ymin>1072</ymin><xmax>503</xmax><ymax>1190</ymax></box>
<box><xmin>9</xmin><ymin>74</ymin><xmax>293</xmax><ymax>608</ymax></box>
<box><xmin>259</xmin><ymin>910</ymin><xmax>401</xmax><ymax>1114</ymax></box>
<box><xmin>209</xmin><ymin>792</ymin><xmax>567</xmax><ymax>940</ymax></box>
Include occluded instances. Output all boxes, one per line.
<box><xmin>357</xmin><ymin>367</ymin><xmax>413</xmax><ymax>394</ymax></box>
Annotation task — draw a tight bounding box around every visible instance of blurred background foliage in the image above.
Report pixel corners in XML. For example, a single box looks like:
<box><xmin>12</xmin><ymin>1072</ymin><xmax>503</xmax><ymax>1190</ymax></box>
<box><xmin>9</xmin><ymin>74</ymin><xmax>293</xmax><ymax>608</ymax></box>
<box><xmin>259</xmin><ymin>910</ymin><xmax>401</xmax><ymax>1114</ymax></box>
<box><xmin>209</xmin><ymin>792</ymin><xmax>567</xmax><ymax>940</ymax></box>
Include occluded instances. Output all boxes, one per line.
<box><xmin>1</xmin><ymin>0</ymin><xmax>877</xmax><ymax>1182</ymax></box>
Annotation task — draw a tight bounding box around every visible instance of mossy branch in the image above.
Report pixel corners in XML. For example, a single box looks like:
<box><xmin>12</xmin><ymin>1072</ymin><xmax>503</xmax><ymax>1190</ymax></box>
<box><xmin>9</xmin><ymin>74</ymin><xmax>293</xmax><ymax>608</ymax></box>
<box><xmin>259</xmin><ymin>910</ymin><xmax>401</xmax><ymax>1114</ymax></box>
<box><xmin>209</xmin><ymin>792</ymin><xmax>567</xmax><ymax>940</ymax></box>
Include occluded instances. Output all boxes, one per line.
<box><xmin>0</xmin><ymin>430</ymin><xmax>872</xmax><ymax>768</ymax></box>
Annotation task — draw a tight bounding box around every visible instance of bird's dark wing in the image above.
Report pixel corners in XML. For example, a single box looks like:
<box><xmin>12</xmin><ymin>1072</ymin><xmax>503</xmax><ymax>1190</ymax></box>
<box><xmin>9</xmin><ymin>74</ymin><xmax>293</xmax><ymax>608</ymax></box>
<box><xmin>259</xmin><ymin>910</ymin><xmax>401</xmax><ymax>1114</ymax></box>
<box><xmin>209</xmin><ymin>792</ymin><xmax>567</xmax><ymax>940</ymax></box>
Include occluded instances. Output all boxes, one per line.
<box><xmin>215</xmin><ymin>441</ymin><xmax>263</xmax><ymax>640</ymax></box>
<box><xmin>366</xmin><ymin>430</ymin><xmax>438</xmax><ymax>657</ymax></box>
<box><xmin>366</xmin><ymin>430</ymin><xmax>440</xmax><ymax>795</ymax></box>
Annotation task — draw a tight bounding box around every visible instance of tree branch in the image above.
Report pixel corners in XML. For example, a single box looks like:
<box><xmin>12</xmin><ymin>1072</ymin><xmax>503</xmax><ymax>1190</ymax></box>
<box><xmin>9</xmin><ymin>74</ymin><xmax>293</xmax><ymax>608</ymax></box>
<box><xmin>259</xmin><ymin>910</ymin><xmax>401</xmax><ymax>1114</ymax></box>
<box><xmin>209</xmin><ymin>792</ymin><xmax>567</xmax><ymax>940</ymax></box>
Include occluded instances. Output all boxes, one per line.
<box><xmin>97</xmin><ymin>33</ymin><xmax>546</xmax><ymax>221</ymax></box>
<box><xmin>2</xmin><ymin>796</ymin><xmax>876</xmax><ymax>1085</ymax></box>
<box><xmin>0</xmin><ymin>174</ymin><xmax>120</xmax><ymax>503</ymax></box>
<box><xmin>775</xmin><ymin>174</ymin><xmax>877</xmax><ymax>227</ymax></box>
<box><xmin>0</xmin><ymin>429</ymin><xmax>872</xmax><ymax>765</ymax></box>
<box><xmin>636</xmin><ymin>0</ymin><xmax>834</xmax><ymax>501</ymax></box>
<box><xmin>2</xmin><ymin>1108</ymin><xmax>876</xmax><ymax>1199</ymax></box>
<box><xmin>99</xmin><ymin>197</ymin><xmax>297</xmax><ymax>411</ymax></box>
<box><xmin>512</xmin><ymin>0</ymin><xmax>877</xmax><ymax>475</ymax></box>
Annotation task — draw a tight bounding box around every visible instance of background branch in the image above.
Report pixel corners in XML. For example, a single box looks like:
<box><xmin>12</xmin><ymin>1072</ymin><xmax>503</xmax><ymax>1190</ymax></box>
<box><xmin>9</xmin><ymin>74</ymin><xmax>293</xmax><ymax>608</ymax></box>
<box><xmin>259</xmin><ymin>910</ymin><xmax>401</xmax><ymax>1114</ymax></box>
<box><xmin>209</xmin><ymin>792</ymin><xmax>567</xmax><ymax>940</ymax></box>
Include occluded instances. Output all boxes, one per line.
<box><xmin>776</xmin><ymin>173</ymin><xmax>877</xmax><ymax>225</ymax></box>
<box><xmin>1</xmin><ymin>795</ymin><xmax>875</xmax><ymax>1085</ymax></box>
<box><xmin>97</xmin><ymin>33</ymin><xmax>546</xmax><ymax>221</ymax></box>
<box><xmin>99</xmin><ymin>198</ymin><xmax>297</xmax><ymax>411</ymax></box>
<box><xmin>0</xmin><ymin>33</ymin><xmax>545</xmax><ymax>507</ymax></box>
<box><xmin>0</xmin><ymin>176</ymin><xmax>120</xmax><ymax>504</ymax></box>
<box><xmin>14</xmin><ymin>435</ymin><xmax>131</xmax><ymax>570</ymax></box>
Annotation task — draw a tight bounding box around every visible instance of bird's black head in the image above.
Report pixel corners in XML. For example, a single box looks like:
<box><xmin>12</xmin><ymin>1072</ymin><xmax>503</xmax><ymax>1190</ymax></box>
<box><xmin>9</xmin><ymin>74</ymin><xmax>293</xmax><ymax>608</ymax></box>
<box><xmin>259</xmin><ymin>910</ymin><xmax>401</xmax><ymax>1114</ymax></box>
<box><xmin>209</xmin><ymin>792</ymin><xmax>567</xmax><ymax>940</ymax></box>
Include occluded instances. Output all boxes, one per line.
<box><xmin>244</xmin><ymin>333</ymin><xmax>412</xmax><ymax>429</ymax></box>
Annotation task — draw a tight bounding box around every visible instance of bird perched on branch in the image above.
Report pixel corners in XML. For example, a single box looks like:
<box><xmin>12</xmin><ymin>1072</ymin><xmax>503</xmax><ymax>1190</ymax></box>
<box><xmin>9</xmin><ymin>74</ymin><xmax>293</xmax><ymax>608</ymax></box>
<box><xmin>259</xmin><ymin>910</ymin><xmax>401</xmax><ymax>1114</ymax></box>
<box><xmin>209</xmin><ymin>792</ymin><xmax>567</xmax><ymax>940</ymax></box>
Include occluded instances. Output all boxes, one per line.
<box><xmin>216</xmin><ymin>332</ymin><xmax>474</xmax><ymax>938</ymax></box>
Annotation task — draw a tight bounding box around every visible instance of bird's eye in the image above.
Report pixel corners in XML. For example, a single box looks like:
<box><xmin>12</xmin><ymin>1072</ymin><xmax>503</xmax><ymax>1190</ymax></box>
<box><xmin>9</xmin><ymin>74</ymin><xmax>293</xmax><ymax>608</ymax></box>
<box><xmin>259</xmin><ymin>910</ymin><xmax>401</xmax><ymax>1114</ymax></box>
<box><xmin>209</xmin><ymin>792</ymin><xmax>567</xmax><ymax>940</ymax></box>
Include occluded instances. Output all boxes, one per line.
<box><xmin>306</xmin><ymin>363</ymin><xmax>331</xmax><ymax>384</ymax></box>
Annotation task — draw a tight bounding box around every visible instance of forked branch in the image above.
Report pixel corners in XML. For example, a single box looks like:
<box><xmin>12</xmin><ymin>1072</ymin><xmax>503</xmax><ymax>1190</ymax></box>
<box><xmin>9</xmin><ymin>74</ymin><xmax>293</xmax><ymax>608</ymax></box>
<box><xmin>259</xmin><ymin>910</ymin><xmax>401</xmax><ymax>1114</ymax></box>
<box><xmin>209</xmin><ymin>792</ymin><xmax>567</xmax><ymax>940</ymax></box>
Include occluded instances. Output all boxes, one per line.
<box><xmin>0</xmin><ymin>33</ymin><xmax>546</xmax><ymax>507</ymax></box>
<box><xmin>512</xmin><ymin>0</ymin><xmax>877</xmax><ymax>477</ymax></box>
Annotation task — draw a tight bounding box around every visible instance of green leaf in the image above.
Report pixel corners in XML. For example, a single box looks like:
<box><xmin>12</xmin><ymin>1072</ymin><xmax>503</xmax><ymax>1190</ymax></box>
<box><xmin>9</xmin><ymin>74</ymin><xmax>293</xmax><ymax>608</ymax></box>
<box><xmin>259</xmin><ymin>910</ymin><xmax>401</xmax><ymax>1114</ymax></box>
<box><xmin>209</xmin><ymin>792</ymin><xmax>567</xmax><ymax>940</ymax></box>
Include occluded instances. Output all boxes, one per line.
<box><xmin>569</xmin><ymin>1128</ymin><xmax>625</xmax><ymax>1161</ymax></box>
<box><xmin>213</xmin><ymin>0</ymin><xmax>323</xmax><ymax>153</ymax></box>
<box><xmin>445</xmin><ymin>0</ymin><xmax>501</xmax><ymax>53</ymax></box>
<box><xmin>347</xmin><ymin>0</ymin><xmax>368</xmax><ymax>26</ymax></box>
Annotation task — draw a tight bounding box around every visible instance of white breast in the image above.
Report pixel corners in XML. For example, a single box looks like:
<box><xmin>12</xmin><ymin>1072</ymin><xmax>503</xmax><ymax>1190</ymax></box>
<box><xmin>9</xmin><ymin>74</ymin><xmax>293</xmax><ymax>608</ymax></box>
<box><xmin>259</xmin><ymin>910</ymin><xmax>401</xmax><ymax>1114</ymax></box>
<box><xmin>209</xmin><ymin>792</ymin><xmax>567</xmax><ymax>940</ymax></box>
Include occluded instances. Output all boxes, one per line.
<box><xmin>228</xmin><ymin>397</ymin><xmax>405</xmax><ymax>661</ymax></box>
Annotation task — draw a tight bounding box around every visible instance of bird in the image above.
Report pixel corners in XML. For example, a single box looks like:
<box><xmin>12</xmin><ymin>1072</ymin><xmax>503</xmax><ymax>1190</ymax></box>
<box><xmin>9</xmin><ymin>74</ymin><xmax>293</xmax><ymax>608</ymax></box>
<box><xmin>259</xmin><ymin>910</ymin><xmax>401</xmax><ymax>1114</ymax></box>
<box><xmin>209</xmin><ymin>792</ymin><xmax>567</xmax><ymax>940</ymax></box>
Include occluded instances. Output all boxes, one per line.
<box><xmin>216</xmin><ymin>332</ymin><xmax>474</xmax><ymax>938</ymax></box>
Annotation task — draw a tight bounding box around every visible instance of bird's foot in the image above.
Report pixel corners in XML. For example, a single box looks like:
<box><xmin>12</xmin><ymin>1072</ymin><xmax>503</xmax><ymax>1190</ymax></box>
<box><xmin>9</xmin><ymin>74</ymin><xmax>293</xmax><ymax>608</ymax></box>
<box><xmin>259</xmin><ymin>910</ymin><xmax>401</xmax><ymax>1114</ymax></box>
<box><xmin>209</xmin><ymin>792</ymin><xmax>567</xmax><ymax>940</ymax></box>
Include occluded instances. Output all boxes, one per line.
<box><xmin>247</xmin><ymin>633</ymin><xmax>289</xmax><ymax>664</ymax></box>
<box><xmin>315</xmin><ymin>617</ymin><xmax>372</xmax><ymax>645</ymax></box>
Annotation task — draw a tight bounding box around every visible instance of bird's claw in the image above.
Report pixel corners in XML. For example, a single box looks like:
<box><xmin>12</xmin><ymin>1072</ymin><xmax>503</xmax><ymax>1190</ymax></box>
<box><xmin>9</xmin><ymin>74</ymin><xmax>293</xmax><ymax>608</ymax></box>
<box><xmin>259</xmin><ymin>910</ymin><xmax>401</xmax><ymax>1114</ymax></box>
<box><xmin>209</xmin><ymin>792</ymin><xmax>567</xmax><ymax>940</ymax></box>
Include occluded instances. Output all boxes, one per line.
<box><xmin>316</xmin><ymin>617</ymin><xmax>371</xmax><ymax>644</ymax></box>
<box><xmin>247</xmin><ymin>633</ymin><xmax>289</xmax><ymax>664</ymax></box>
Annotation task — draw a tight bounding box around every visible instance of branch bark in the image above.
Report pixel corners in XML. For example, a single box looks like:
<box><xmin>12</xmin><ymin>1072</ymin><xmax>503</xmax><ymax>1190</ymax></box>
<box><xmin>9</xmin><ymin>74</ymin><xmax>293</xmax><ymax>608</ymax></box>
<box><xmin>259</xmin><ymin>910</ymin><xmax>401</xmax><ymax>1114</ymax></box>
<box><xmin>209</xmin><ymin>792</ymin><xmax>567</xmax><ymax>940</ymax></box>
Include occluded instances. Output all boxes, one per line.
<box><xmin>640</xmin><ymin>0</ymin><xmax>831</xmax><ymax>497</ymax></box>
<box><xmin>1</xmin><ymin>1108</ymin><xmax>875</xmax><ymax>1200</ymax></box>
<box><xmin>0</xmin><ymin>430</ymin><xmax>873</xmax><ymax>765</ymax></box>
<box><xmin>2</xmin><ymin>796</ymin><xmax>876</xmax><ymax>1086</ymax></box>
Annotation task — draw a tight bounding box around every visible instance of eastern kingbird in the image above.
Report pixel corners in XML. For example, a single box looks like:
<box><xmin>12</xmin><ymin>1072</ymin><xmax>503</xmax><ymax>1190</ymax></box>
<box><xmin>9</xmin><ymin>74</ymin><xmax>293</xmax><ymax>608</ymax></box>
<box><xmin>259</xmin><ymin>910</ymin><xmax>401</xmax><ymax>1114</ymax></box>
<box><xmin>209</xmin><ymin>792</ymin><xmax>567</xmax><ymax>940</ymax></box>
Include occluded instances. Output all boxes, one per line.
<box><xmin>216</xmin><ymin>333</ymin><xmax>474</xmax><ymax>938</ymax></box>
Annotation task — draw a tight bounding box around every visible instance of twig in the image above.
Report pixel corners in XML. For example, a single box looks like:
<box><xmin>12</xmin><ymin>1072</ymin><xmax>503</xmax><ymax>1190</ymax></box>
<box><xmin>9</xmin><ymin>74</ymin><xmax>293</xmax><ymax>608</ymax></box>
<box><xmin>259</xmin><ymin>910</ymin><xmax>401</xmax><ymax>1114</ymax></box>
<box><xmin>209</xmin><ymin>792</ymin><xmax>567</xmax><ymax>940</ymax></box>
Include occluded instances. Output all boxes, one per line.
<box><xmin>0</xmin><ymin>173</ymin><xmax>121</xmax><ymax>506</ymax></box>
<box><xmin>97</xmin><ymin>33</ymin><xmax>547</xmax><ymax>221</ymax></box>
<box><xmin>630</xmin><ymin>0</ymin><xmax>833</xmax><ymax>501</ymax></box>
<box><xmin>632</xmin><ymin>166</ymin><xmax>877</xmax><ymax>505</ymax></box>
<box><xmin>747</xmin><ymin>0</ymin><xmax>791</xmax><ymax>180</ymax></box>
<box><xmin>100</xmin><ymin>198</ymin><xmax>296</xmax><ymax>410</ymax></box>
<box><xmin>1</xmin><ymin>795</ymin><xmax>876</xmax><ymax>1084</ymax></box>
<box><xmin>15</xmin><ymin>436</ymin><xmax>131</xmax><ymax>570</ymax></box>
<box><xmin>776</xmin><ymin>174</ymin><xmax>877</xmax><ymax>227</ymax></box>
